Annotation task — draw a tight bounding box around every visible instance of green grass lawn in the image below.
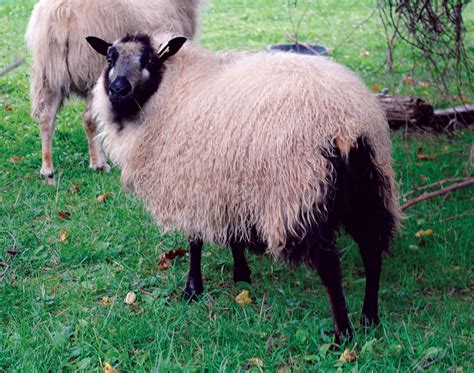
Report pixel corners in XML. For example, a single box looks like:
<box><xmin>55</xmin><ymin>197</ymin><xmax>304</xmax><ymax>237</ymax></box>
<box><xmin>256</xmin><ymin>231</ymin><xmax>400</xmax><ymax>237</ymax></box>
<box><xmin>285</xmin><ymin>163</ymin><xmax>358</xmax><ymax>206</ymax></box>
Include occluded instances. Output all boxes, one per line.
<box><xmin>1</xmin><ymin>0</ymin><xmax>473</xmax><ymax>371</ymax></box>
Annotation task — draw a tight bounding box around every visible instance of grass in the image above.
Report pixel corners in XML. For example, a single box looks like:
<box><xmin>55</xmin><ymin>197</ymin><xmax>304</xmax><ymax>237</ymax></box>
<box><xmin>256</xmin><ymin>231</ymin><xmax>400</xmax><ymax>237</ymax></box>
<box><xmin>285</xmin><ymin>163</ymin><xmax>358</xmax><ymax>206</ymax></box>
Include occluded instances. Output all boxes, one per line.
<box><xmin>1</xmin><ymin>0</ymin><xmax>473</xmax><ymax>371</ymax></box>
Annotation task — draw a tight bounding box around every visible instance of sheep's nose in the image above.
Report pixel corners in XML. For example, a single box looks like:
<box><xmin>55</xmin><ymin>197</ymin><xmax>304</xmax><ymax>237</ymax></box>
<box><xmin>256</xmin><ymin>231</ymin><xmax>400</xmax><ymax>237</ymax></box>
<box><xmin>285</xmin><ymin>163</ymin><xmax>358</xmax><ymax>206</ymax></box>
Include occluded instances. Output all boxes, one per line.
<box><xmin>109</xmin><ymin>77</ymin><xmax>132</xmax><ymax>96</ymax></box>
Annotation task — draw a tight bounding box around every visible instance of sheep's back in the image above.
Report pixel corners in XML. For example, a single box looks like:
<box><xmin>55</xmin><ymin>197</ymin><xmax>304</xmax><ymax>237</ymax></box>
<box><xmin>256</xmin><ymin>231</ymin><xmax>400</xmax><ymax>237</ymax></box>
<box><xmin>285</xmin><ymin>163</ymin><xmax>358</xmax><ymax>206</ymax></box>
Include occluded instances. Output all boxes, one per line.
<box><xmin>26</xmin><ymin>0</ymin><xmax>201</xmax><ymax>95</ymax></box>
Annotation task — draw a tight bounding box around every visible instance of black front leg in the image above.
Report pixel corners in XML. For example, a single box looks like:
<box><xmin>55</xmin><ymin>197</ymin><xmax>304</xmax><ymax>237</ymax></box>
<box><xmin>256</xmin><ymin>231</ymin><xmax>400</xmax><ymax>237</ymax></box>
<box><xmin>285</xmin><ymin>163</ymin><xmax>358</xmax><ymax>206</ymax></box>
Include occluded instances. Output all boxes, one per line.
<box><xmin>230</xmin><ymin>241</ymin><xmax>252</xmax><ymax>284</ymax></box>
<box><xmin>184</xmin><ymin>238</ymin><xmax>204</xmax><ymax>298</ymax></box>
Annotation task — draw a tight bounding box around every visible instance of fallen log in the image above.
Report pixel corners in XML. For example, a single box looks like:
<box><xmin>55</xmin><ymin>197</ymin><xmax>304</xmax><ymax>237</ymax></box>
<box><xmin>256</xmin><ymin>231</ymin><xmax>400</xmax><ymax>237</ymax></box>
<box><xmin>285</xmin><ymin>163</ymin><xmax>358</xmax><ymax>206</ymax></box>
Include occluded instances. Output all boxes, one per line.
<box><xmin>375</xmin><ymin>95</ymin><xmax>474</xmax><ymax>130</ymax></box>
<box><xmin>376</xmin><ymin>94</ymin><xmax>434</xmax><ymax>129</ymax></box>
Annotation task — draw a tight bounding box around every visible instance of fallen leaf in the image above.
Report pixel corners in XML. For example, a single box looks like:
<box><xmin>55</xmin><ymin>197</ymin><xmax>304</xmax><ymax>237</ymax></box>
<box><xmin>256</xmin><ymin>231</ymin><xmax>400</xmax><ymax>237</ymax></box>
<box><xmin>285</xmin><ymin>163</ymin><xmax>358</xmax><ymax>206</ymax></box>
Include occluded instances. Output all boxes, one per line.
<box><xmin>101</xmin><ymin>296</ymin><xmax>115</xmax><ymax>306</ymax></box>
<box><xmin>403</xmin><ymin>75</ymin><xmax>415</xmax><ymax>85</ymax></box>
<box><xmin>371</xmin><ymin>83</ymin><xmax>382</xmax><ymax>93</ymax></box>
<box><xmin>417</xmin><ymin>148</ymin><xmax>436</xmax><ymax>161</ymax></box>
<box><xmin>97</xmin><ymin>192</ymin><xmax>111</xmax><ymax>203</ymax></box>
<box><xmin>5</xmin><ymin>104</ymin><xmax>13</xmax><ymax>111</ymax></box>
<box><xmin>156</xmin><ymin>258</ymin><xmax>172</xmax><ymax>270</ymax></box>
<box><xmin>339</xmin><ymin>348</ymin><xmax>358</xmax><ymax>363</ymax></box>
<box><xmin>59</xmin><ymin>230</ymin><xmax>68</xmax><ymax>243</ymax></box>
<box><xmin>419</xmin><ymin>81</ymin><xmax>430</xmax><ymax>88</ymax></box>
<box><xmin>159</xmin><ymin>248</ymin><xmax>187</xmax><ymax>260</ymax></box>
<box><xmin>156</xmin><ymin>248</ymin><xmax>187</xmax><ymax>269</ymax></box>
<box><xmin>70</xmin><ymin>183</ymin><xmax>80</xmax><ymax>195</ymax></box>
<box><xmin>58</xmin><ymin>210</ymin><xmax>71</xmax><ymax>220</ymax></box>
<box><xmin>104</xmin><ymin>362</ymin><xmax>119</xmax><ymax>373</ymax></box>
<box><xmin>360</xmin><ymin>49</ymin><xmax>370</xmax><ymax>57</ymax></box>
<box><xmin>277</xmin><ymin>365</ymin><xmax>291</xmax><ymax>373</ymax></box>
<box><xmin>9</xmin><ymin>156</ymin><xmax>22</xmax><ymax>163</ymax></box>
<box><xmin>418</xmin><ymin>174</ymin><xmax>427</xmax><ymax>183</ymax></box>
<box><xmin>249</xmin><ymin>357</ymin><xmax>264</xmax><ymax>368</ymax></box>
<box><xmin>235</xmin><ymin>289</ymin><xmax>252</xmax><ymax>305</ymax></box>
<box><xmin>124</xmin><ymin>291</ymin><xmax>136</xmax><ymax>305</ymax></box>
<box><xmin>415</xmin><ymin>229</ymin><xmax>433</xmax><ymax>238</ymax></box>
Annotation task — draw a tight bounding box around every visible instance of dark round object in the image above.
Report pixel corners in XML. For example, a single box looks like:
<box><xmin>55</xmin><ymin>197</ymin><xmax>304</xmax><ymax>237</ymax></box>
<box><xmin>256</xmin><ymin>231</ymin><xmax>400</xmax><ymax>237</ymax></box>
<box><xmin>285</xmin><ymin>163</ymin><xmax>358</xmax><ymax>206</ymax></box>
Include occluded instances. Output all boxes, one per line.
<box><xmin>268</xmin><ymin>43</ymin><xmax>328</xmax><ymax>56</ymax></box>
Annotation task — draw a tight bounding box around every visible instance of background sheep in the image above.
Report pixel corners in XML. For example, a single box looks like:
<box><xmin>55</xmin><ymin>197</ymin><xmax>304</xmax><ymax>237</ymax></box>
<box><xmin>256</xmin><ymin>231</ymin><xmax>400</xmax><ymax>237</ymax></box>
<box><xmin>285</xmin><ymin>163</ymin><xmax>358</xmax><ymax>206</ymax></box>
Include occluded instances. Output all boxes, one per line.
<box><xmin>25</xmin><ymin>0</ymin><xmax>204</xmax><ymax>184</ymax></box>
<box><xmin>88</xmin><ymin>33</ymin><xmax>402</xmax><ymax>342</ymax></box>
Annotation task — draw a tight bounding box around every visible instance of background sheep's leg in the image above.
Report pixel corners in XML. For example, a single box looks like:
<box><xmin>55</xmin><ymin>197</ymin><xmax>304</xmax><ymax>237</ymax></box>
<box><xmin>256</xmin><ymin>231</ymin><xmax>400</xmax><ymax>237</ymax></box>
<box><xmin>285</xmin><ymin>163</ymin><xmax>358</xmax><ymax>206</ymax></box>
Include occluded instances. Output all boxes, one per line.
<box><xmin>38</xmin><ymin>90</ymin><xmax>62</xmax><ymax>184</ymax></box>
<box><xmin>184</xmin><ymin>238</ymin><xmax>204</xmax><ymax>297</ymax></box>
<box><xmin>315</xmin><ymin>247</ymin><xmax>353</xmax><ymax>343</ymax></box>
<box><xmin>229</xmin><ymin>241</ymin><xmax>252</xmax><ymax>284</ymax></box>
<box><xmin>83</xmin><ymin>97</ymin><xmax>110</xmax><ymax>172</ymax></box>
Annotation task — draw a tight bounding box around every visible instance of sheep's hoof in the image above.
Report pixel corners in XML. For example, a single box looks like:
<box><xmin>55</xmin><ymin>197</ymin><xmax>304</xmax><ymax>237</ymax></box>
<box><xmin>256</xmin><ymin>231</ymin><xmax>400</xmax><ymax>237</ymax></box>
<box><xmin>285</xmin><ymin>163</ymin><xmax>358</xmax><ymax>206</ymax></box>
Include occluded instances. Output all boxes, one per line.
<box><xmin>41</xmin><ymin>171</ymin><xmax>55</xmax><ymax>185</ymax></box>
<box><xmin>233</xmin><ymin>273</ymin><xmax>252</xmax><ymax>284</ymax></box>
<box><xmin>90</xmin><ymin>163</ymin><xmax>111</xmax><ymax>173</ymax></box>
<box><xmin>183</xmin><ymin>278</ymin><xmax>203</xmax><ymax>301</ymax></box>
<box><xmin>182</xmin><ymin>290</ymin><xmax>201</xmax><ymax>302</ymax></box>
<box><xmin>361</xmin><ymin>313</ymin><xmax>380</xmax><ymax>328</ymax></box>
<box><xmin>334</xmin><ymin>327</ymin><xmax>354</xmax><ymax>346</ymax></box>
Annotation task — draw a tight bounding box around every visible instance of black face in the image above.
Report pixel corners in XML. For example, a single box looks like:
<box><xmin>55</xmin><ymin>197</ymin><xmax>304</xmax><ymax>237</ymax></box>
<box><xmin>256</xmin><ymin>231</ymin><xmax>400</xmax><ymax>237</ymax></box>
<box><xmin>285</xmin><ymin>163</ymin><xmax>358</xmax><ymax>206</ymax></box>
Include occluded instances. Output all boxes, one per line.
<box><xmin>103</xmin><ymin>35</ymin><xmax>164</xmax><ymax>124</ymax></box>
<box><xmin>87</xmin><ymin>34</ymin><xmax>187</xmax><ymax>127</ymax></box>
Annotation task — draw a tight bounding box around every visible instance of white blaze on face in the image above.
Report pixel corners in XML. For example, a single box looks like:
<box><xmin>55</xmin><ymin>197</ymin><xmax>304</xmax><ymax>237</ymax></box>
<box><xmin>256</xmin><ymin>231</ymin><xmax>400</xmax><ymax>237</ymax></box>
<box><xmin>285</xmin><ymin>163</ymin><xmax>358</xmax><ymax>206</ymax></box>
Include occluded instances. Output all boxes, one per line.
<box><xmin>108</xmin><ymin>68</ymin><xmax>115</xmax><ymax>80</ymax></box>
<box><xmin>142</xmin><ymin>68</ymin><xmax>150</xmax><ymax>79</ymax></box>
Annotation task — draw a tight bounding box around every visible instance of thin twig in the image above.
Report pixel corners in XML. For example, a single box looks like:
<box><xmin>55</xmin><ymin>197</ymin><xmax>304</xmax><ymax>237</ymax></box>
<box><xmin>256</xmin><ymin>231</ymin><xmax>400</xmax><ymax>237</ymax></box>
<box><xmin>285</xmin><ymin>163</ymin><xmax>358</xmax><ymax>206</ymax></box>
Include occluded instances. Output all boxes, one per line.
<box><xmin>0</xmin><ymin>231</ymin><xmax>19</xmax><ymax>281</ymax></box>
<box><xmin>0</xmin><ymin>175</ymin><xmax>35</xmax><ymax>193</ymax></box>
<box><xmin>0</xmin><ymin>57</ymin><xmax>25</xmax><ymax>77</ymax></box>
<box><xmin>401</xmin><ymin>177</ymin><xmax>474</xmax><ymax>210</ymax></box>
<box><xmin>401</xmin><ymin>177</ymin><xmax>465</xmax><ymax>197</ymax></box>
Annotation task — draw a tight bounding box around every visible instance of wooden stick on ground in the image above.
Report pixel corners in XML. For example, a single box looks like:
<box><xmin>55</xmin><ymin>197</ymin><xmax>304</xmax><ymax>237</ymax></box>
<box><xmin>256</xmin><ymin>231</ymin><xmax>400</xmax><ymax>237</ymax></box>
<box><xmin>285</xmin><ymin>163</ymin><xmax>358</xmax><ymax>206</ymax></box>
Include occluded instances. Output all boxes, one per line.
<box><xmin>0</xmin><ymin>57</ymin><xmax>25</xmax><ymax>77</ymax></box>
<box><xmin>401</xmin><ymin>177</ymin><xmax>474</xmax><ymax>211</ymax></box>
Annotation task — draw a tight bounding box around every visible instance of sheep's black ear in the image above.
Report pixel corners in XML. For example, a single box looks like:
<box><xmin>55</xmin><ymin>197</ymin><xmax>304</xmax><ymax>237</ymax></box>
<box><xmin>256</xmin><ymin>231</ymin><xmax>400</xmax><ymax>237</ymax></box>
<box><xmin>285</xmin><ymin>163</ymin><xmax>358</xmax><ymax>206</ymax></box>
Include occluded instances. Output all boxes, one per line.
<box><xmin>157</xmin><ymin>37</ymin><xmax>187</xmax><ymax>61</ymax></box>
<box><xmin>86</xmin><ymin>36</ymin><xmax>112</xmax><ymax>56</ymax></box>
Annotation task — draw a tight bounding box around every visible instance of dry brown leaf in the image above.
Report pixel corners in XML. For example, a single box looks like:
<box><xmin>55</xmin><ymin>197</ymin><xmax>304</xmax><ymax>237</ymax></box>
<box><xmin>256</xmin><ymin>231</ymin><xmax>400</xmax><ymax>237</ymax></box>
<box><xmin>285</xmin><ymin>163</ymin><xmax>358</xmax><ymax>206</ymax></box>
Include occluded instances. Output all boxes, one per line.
<box><xmin>157</xmin><ymin>258</ymin><xmax>172</xmax><ymax>270</ymax></box>
<box><xmin>371</xmin><ymin>83</ymin><xmax>382</xmax><ymax>93</ymax></box>
<box><xmin>339</xmin><ymin>348</ymin><xmax>358</xmax><ymax>363</ymax></box>
<box><xmin>419</xmin><ymin>174</ymin><xmax>427</xmax><ymax>183</ymax></box>
<box><xmin>9</xmin><ymin>156</ymin><xmax>22</xmax><ymax>163</ymax></box>
<box><xmin>419</xmin><ymin>81</ymin><xmax>430</xmax><ymax>88</ymax></box>
<box><xmin>58</xmin><ymin>210</ymin><xmax>71</xmax><ymax>220</ymax></box>
<box><xmin>360</xmin><ymin>49</ymin><xmax>370</xmax><ymax>57</ymax></box>
<box><xmin>101</xmin><ymin>296</ymin><xmax>115</xmax><ymax>306</ymax></box>
<box><xmin>235</xmin><ymin>290</ymin><xmax>253</xmax><ymax>305</ymax></box>
<box><xmin>249</xmin><ymin>357</ymin><xmax>264</xmax><ymax>368</ymax></box>
<box><xmin>59</xmin><ymin>230</ymin><xmax>68</xmax><ymax>243</ymax></box>
<box><xmin>415</xmin><ymin>229</ymin><xmax>433</xmax><ymax>238</ymax></box>
<box><xmin>403</xmin><ymin>75</ymin><xmax>415</xmax><ymax>85</ymax></box>
<box><xmin>417</xmin><ymin>148</ymin><xmax>436</xmax><ymax>161</ymax></box>
<box><xmin>5</xmin><ymin>104</ymin><xmax>13</xmax><ymax>111</ymax></box>
<box><xmin>124</xmin><ymin>291</ymin><xmax>136</xmax><ymax>305</ymax></box>
<box><xmin>97</xmin><ymin>192</ymin><xmax>111</xmax><ymax>203</ymax></box>
<box><xmin>70</xmin><ymin>183</ymin><xmax>80</xmax><ymax>195</ymax></box>
<box><xmin>156</xmin><ymin>248</ymin><xmax>187</xmax><ymax>270</ymax></box>
<box><xmin>104</xmin><ymin>362</ymin><xmax>119</xmax><ymax>373</ymax></box>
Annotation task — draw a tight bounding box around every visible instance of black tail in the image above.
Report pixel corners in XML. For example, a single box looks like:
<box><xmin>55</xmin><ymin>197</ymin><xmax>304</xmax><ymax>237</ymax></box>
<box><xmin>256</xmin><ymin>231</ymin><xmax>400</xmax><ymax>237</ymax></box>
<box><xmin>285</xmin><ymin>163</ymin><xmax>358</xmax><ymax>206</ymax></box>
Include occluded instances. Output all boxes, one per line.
<box><xmin>331</xmin><ymin>137</ymin><xmax>396</xmax><ymax>251</ymax></box>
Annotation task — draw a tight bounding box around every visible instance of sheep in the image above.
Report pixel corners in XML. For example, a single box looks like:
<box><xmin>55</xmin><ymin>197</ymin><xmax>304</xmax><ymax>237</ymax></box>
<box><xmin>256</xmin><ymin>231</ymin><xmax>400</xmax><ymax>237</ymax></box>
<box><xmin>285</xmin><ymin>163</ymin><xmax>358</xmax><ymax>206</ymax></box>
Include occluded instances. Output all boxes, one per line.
<box><xmin>87</xmin><ymin>32</ymin><xmax>402</xmax><ymax>342</ymax></box>
<box><xmin>25</xmin><ymin>0</ymin><xmax>204</xmax><ymax>184</ymax></box>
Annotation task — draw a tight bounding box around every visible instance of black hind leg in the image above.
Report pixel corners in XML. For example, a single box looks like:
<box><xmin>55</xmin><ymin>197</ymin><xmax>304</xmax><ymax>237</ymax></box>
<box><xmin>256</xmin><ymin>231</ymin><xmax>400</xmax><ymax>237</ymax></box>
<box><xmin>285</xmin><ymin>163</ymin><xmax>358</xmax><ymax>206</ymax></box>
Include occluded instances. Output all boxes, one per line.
<box><xmin>229</xmin><ymin>241</ymin><xmax>252</xmax><ymax>284</ymax></box>
<box><xmin>296</xmin><ymin>222</ymin><xmax>354</xmax><ymax>343</ymax></box>
<box><xmin>315</xmin><ymin>246</ymin><xmax>353</xmax><ymax>343</ymax></box>
<box><xmin>342</xmin><ymin>137</ymin><xmax>396</xmax><ymax>327</ymax></box>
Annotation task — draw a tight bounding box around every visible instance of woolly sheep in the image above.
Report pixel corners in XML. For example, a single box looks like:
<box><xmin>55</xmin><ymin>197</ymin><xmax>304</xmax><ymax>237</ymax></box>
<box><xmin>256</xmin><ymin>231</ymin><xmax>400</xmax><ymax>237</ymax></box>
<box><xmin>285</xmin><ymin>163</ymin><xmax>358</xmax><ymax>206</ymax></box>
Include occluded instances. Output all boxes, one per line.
<box><xmin>88</xmin><ymin>33</ymin><xmax>402</xmax><ymax>342</ymax></box>
<box><xmin>25</xmin><ymin>0</ymin><xmax>203</xmax><ymax>184</ymax></box>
